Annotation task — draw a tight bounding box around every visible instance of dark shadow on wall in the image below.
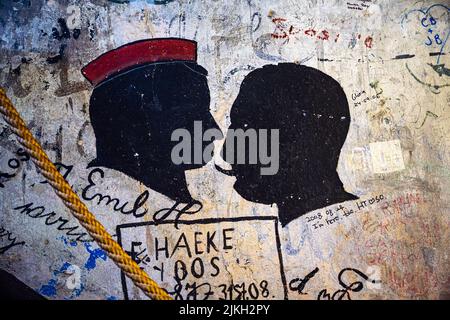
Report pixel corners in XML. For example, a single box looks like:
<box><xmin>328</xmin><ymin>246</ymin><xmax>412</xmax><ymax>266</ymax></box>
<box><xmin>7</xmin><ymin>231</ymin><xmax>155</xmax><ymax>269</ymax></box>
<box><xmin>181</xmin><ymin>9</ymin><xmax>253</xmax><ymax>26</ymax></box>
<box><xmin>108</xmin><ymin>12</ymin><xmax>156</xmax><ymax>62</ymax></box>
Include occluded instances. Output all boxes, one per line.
<box><xmin>0</xmin><ymin>269</ymin><xmax>45</xmax><ymax>300</ymax></box>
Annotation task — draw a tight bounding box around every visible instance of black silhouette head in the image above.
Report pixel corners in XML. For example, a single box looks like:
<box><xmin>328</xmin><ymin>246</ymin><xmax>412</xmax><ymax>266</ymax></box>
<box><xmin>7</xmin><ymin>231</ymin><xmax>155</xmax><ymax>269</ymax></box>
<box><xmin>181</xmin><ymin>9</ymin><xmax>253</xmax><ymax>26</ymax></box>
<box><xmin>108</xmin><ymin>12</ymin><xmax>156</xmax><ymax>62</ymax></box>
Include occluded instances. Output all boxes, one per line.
<box><xmin>83</xmin><ymin>39</ymin><xmax>220</xmax><ymax>203</ymax></box>
<box><xmin>218</xmin><ymin>63</ymin><xmax>358</xmax><ymax>226</ymax></box>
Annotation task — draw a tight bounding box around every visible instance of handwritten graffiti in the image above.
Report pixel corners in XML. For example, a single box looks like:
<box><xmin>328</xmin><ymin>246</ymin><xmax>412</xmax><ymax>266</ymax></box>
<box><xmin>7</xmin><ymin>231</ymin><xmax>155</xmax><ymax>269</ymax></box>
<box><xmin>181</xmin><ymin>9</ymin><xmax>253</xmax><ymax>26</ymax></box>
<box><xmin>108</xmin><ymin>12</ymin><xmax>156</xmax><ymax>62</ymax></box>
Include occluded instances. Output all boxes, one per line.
<box><xmin>0</xmin><ymin>225</ymin><xmax>25</xmax><ymax>254</ymax></box>
<box><xmin>81</xmin><ymin>168</ymin><xmax>203</xmax><ymax>226</ymax></box>
<box><xmin>289</xmin><ymin>267</ymin><xmax>319</xmax><ymax>295</ymax></box>
<box><xmin>118</xmin><ymin>217</ymin><xmax>287</xmax><ymax>300</ymax></box>
<box><xmin>304</xmin><ymin>194</ymin><xmax>385</xmax><ymax>231</ymax></box>
<box><xmin>0</xmin><ymin>148</ymin><xmax>72</xmax><ymax>189</ymax></box>
<box><xmin>317</xmin><ymin>268</ymin><xmax>381</xmax><ymax>300</ymax></box>
<box><xmin>13</xmin><ymin>202</ymin><xmax>92</xmax><ymax>242</ymax></box>
<box><xmin>288</xmin><ymin>267</ymin><xmax>380</xmax><ymax>298</ymax></box>
<box><xmin>402</xmin><ymin>4</ymin><xmax>450</xmax><ymax>93</ymax></box>
<box><xmin>0</xmin><ymin>148</ymin><xmax>30</xmax><ymax>188</ymax></box>
<box><xmin>269</xmin><ymin>16</ymin><xmax>373</xmax><ymax>48</ymax></box>
<box><xmin>404</xmin><ymin>4</ymin><xmax>450</xmax><ymax>65</ymax></box>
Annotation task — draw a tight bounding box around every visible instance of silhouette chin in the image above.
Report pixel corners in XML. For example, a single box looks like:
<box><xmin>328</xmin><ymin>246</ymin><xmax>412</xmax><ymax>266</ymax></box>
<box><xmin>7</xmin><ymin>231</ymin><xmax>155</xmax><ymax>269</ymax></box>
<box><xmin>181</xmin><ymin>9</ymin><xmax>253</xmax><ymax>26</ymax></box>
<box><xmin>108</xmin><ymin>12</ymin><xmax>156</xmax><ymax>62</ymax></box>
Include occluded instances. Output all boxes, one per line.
<box><xmin>214</xmin><ymin>164</ymin><xmax>236</xmax><ymax>176</ymax></box>
<box><xmin>183</xmin><ymin>162</ymin><xmax>208</xmax><ymax>171</ymax></box>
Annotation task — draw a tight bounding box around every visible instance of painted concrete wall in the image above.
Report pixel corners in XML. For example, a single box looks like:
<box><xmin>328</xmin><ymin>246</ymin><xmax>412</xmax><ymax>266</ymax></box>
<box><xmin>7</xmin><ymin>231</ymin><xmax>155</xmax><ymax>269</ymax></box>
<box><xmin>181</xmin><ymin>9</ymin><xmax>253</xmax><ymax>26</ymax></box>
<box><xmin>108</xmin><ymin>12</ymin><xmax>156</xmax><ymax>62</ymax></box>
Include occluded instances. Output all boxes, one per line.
<box><xmin>0</xmin><ymin>0</ymin><xmax>449</xmax><ymax>300</ymax></box>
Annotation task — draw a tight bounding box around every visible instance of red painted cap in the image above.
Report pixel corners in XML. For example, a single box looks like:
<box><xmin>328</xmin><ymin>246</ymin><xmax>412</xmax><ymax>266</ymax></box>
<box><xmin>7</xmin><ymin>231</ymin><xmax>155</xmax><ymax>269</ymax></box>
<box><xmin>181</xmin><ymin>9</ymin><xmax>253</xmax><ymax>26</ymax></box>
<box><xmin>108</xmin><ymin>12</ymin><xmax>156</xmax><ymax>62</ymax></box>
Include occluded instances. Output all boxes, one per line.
<box><xmin>81</xmin><ymin>38</ymin><xmax>197</xmax><ymax>86</ymax></box>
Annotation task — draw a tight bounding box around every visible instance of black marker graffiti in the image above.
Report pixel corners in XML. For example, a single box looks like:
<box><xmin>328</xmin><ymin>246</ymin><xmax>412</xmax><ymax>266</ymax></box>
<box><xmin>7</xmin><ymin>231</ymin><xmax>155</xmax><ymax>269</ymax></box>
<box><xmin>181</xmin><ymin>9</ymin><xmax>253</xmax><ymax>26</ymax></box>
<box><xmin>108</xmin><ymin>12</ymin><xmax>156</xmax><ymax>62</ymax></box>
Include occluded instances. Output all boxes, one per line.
<box><xmin>0</xmin><ymin>147</ymin><xmax>72</xmax><ymax>188</ymax></box>
<box><xmin>317</xmin><ymin>268</ymin><xmax>381</xmax><ymax>300</ymax></box>
<box><xmin>0</xmin><ymin>226</ymin><xmax>25</xmax><ymax>254</ymax></box>
<box><xmin>117</xmin><ymin>216</ymin><xmax>288</xmax><ymax>300</ymax></box>
<box><xmin>304</xmin><ymin>194</ymin><xmax>385</xmax><ymax>232</ymax></box>
<box><xmin>81</xmin><ymin>167</ymin><xmax>202</xmax><ymax>225</ymax></box>
<box><xmin>81</xmin><ymin>168</ymin><xmax>149</xmax><ymax>218</ymax></box>
<box><xmin>13</xmin><ymin>202</ymin><xmax>92</xmax><ymax>242</ymax></box>
<box><xmin>153</xmin><ymin>200</ymin><xmax>203</xmax><ymax>229</ymax></box>
<box><xmin>0</xmin><ymin>148</ymin><xmax>30</xmax><ymax>188</ymax></box>
<box><xmin>289</xmin><ymin>267</ymin><xmax>319</xmax><ymax>295</ymax></box>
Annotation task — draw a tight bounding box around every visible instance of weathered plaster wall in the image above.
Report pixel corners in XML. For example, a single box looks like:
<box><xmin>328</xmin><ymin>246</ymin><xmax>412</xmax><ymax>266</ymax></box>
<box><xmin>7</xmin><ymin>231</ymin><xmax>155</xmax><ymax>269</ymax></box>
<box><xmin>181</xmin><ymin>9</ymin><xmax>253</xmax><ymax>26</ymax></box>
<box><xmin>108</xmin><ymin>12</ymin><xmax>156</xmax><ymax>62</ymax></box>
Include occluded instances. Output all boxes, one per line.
<box><xmin>0</xmin><ymin>0</ymin><xmax>449</xmax><ymax>300</ymax></box>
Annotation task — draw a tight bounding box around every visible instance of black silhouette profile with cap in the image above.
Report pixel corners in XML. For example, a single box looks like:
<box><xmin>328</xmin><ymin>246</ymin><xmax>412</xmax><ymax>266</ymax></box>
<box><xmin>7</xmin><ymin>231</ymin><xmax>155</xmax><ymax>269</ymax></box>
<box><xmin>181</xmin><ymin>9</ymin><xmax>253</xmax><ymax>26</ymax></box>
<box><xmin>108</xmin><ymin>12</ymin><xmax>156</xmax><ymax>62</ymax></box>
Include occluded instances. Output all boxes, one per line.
<box><xmin>82</xmin><ymin>38</ymin><xmax>221</xmax><ymax>203</ymax></box>
<box><xmin>217</xmin><ymin>63</ymin><xmax>358</xmax><ymax>226</ymax></box>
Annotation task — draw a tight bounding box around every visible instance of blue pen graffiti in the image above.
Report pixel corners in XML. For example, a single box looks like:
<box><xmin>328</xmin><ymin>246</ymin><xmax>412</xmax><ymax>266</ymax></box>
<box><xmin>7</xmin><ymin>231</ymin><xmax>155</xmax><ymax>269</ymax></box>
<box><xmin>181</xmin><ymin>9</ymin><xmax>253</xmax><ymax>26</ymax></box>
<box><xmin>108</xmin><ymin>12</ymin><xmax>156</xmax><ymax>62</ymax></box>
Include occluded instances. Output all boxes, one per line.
<box><xmin>422</xmin><ymin>15</ymin><xmax>442</xmax><ymax>47</ymax></box>
<box><xmin>402</xmin><ymin>3</ymin><xmax>450</xmax><ymax>65</ymax></box>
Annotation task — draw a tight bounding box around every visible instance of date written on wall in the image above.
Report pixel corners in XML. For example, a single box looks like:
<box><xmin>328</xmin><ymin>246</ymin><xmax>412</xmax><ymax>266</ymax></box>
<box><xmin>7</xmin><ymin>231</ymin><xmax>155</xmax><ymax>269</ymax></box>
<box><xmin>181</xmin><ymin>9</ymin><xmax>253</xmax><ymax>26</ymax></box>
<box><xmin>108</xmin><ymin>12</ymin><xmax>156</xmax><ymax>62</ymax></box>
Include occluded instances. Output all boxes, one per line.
<box><xmin>117</xmin><ymin>216</ymin><xmax>288</xmax><ymax>300</ymax></box>
<box><xmin>304</xmin><ymin>194</ymin><xmax>385</xmax><ymax>231</ymax></box>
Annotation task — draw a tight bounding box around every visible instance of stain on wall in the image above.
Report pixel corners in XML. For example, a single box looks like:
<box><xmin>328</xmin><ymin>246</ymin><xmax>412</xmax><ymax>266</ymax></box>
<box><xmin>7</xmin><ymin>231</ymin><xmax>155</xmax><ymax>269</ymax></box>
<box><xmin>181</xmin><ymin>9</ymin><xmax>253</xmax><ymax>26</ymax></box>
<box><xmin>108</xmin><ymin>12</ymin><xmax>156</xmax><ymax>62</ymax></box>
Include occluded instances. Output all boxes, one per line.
<box><xmin>0</xmin><ymin>0</ymin><xmax>449</xmax><ymax>300</ymax></box>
